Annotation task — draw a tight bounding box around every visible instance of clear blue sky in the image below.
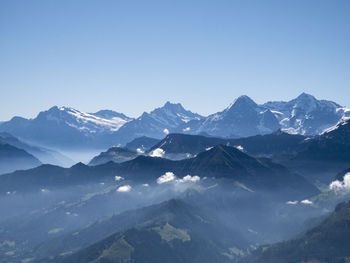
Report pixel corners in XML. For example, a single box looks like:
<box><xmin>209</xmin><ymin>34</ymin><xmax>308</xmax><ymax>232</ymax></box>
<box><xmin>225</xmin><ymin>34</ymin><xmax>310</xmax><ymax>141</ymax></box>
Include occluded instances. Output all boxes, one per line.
<box><xmin>1</xmin><ymin>0</ymin><xmax>349</xmax><ymax>121</ymax></box>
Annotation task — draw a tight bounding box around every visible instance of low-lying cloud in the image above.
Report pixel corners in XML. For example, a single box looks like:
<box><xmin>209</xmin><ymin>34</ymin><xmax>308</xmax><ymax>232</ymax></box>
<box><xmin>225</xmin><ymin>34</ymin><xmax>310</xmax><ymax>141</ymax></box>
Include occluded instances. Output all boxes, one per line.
<box><xmin>177</xmin><ymin>175</ymin><xmax>200</xmax><ymax>183</ymax></box>
<box><xmin>300</xmin><ymin>199</ymin><xmax>313</xmax><ymax>205</ymax></box>
<box><xmin>156</xmin><ymin>172</ymin><xmax>201</xmax><ymax>185</ymax></box>
<box><xmin>329</xmin><ymin>173</ymin><xmax>350</xmax><ymax>191</ymax></box>
<box><xmin>150</xmin><ymin>148</ymin><xmax>165</xmax><ymax>158</ymax></box>
<box><xmin>157</xmin><ymin>172</ymin><xmax>176</xmax><ymax>184</ymax></box>
<box><xmin>114</xmin><ymin>176</ymin><xmax>124</xmax><ymax>181</ymax></box>
<box><xmin>117</xmin><ymin>185</ymin><xmax>132</xmax><ymax>192</ymax></box>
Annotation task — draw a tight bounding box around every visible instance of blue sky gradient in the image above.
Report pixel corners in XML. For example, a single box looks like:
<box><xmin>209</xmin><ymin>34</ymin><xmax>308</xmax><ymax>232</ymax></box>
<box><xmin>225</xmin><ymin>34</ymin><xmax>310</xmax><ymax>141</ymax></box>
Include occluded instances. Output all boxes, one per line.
<box><xmin>1</xmin><ymin>0</ymin><xmax>349</xmax><ymax>120</ymax></box>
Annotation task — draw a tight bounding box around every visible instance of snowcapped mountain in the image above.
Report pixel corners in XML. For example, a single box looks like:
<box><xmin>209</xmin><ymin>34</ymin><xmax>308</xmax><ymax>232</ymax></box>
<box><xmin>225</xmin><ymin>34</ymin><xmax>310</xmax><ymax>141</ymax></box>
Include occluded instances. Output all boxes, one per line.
<box><xmin>177</xmin><ymin>93</ymin><xmax>349</xmax><ymax>138</ymax></box>
<box><xmin>47</xmin><ymin>106</ymin><xmax>133</xmax><ymax>133</ymax></box>
<box><xmin>113</xmin><ymin>102</ymin><xmax>203</xmax><ymax>144</ymax></box>
<box><xmin>0</xmin><ymin>94</ymin><xmax>348</xmax><ymax>150</ymax></box>
<box><xmin>179</xmin><ymin>95</ymin><xmax>281</xmax><ymax>138</ymax></box>
<box><xmin>263</xmin><ymin>93</ymin><xmax>350</xmax><ymax>135</ymax></box>
<box><xmin>0</xmin><ymin>106</ymin><xmax>133</xmax><ymax>149</ymax></box>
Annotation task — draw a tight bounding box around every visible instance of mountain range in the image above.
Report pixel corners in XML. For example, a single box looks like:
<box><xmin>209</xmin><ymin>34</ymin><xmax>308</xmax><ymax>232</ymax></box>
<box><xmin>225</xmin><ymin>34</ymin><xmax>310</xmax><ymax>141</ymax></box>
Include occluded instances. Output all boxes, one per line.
<box><xmin>0</xmin><ymin>93</ymin><xmax>348</xmax><ymax>150</ymax></box>
<box><xmin>0</xmin><ymin>143</ymin><xmax>319</xmax><ymax>200</ymax></box>
<box><xmin>1</xmin><ymin>93</ymin><xmax>350</xmax><ymax>263</ymax></box>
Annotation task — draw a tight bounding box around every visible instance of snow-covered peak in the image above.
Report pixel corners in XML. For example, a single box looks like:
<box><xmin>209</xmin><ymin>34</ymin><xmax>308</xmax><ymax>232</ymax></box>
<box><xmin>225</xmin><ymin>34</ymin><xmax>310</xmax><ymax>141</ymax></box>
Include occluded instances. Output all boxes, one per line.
<box><xmin>263</xmin><ymin>93</ymin><xmax>349</xmax><ymax>135</ymax></box>
<box><xmin>36</xmin><ymin>106</ymin><xmax>132</xmax><ymax>133</ymax></box>
<box><xmin>148</xmin><ymin>102</ymin><xmax>202</xmax><ymax>124</ymax></box>
<box><xmin>157</xmin><ymin>101</ymin><xmax>188</xmax><ymax>114</ymax></box>
<box><xmin>92</xmin><ymin>110</ymin><xmax>132</xmax><ymax>121</ymax></box>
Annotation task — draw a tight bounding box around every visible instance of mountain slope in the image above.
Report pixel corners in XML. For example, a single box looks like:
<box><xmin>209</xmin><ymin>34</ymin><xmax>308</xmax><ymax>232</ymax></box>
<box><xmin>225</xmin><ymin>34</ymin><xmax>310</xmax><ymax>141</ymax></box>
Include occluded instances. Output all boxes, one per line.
<box><xmin>0</xmin><ymin>143</ymin><xmax>41</xmax><ymax>174</ymax></box>
<box><xmin>244</xmin><ymin>200</ymin><xmax>350</xmax><ymax>263</ymax></box>
<box><xmin>285</xmin><ymin>121</ymin><xmax>350</xmax><ymax>183</ymax></box>
<box><xmin>0</xmin><ymin>145</ymin><xmax>318</xmax><ymax>199</ymax></box>
<box><xmin>149</xmin><ymin>131</ymin><xmax>307</xmax><ymax>158</ymax></box>
<box><xmin>125</xmin><ymin>136</ymin><xmax>160</xmax><ymax>151</ymax></box>
<box><xmin>89</xmin><ymin>147</ymin><xmax>140</xmax><ymax>166</ymax></box>
<box><xmin>0</xmin><ymin>162</ymin><xmax>119</xmax><ymax>194</ymax></box>
<box><xmin>0</xmin><ymin>132</ymin><xmax>73</xmax><ymax>166</ymax></box>
<box><xmin>0</xmin><ymin>106</ymin><xmax>132</xmax><ymax>149</ymax></box>
<box><xmin>47</xmin><ymin>199</ymin><xmax>247</xmax><ymax>263</ymax></box>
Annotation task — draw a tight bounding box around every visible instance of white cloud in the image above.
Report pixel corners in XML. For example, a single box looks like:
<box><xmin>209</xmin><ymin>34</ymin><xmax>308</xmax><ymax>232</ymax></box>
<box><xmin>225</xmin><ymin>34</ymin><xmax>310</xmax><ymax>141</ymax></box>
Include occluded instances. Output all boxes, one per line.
<box><xmin>163</xmin><ymin>128</ymin><xmax>169</xmax><ymax>135</ymax></box>
<box><xmin>41</xmin><ymin>188</ymin><xmax>49</xmax><ymax>193</ymax></box>
<box><xmin>114</xmin><ymin>176</ymin><xmax>124</xmax><ymax>181</ymax></box>
<box><xmin>136</xmin><ymin>148</ymin><xmax>144</xmax><ymax>154</ymax></box>
<box><xmin>183</xmin><ymin>127</ymin><xmax>190</xmax><ymax>132</ymax></box>
<box><xmin>150</xmin><ymin>148</ymin><xmax>165</xmax><ymax>158</ymax></box>
<box><xmin>235</xmin><ymin>145</ymin><xmax>244</xmax><ymax>151</ymax></box>
<box><xmin>301</xmin><ymin>199</ymin><xmax>313</xmax><ymax>205</ymax></box>
<box><xmin>142</xmin><ymin>183</ymin><xmax>149</xmax><ymax>187</ymax></box>
<box><xmin>157</xmin><ymin>172</ymin><xmax>176</xmax><ymax>184</ymax></box>
<box><xmin>177</xmin><ymin>175</ymin><xmax>200</xmax><ymax>183</ymax></box>
<box><xmin>117</xmin><ymin>185</ymin><xmax>132</xmax><ymax>192</ymax></box>
<box><xmin>286</xmin><ymin>200</ymin><xmax>298</xmax><ymax>205</ymax></box>
<box><xmin>206</xmin><ymin>147</ymin><xmax>213</xmax><ymax>151</ymax></box>
<box><xmin>329</xmin><ymin>173</ymin><xmax>350</xmax><ymax>191</ymax></box>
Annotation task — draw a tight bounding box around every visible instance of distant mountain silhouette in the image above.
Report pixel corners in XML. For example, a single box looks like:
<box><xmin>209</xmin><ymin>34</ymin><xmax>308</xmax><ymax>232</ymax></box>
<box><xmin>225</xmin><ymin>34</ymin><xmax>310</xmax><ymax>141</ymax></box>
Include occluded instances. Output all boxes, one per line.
<box><xmin>0</xmin><ymin>143</ymin><xmax>41</xmax><ymax>174</ymax></box>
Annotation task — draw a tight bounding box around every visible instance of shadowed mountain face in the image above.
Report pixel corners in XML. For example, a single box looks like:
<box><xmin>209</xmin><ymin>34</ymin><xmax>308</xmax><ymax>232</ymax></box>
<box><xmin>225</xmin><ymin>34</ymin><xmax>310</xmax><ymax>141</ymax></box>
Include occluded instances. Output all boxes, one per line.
<box><xmin>0</xmin><ymin>143</ymin><xmax>41</xmax><ymax>174</ymax></box>
<box><xmin>0</xmin><ymin>132</ymin><xmax>73</xmax><ymax>167</ymax></box>
<box><xmin>0</xmin><ymin>145</ymin><xmax>318</xmax><ymax>200</ymax></box>
<box><xmin>284</xmin><ymin>121</ymin><xmax>350</xmax><ymax>183</ymax></box>
<box><xmin>244</xmin><ymin>200</ymin><xmax>350</xmax><ymax>263</ymax></box>
<box><xmin>88</xmin><ymin>147</ymin><xmax>139</xmax><ymax>166</ymax></box>
<box><xmin>125</xmin><ymin>136</ymin><xmax>160</xmax><ymax>151</ymax></box>
<box><xmin>45</xmin><ymin>199</ymin><xmax>247</xmax><ymax>263</ymax></box>
<box><xmin>148</xmin><ymin>131</ymin><xmax>307</xmax><ymax>158</ymax></box>
<box><xmin>295</xmin><ymin>121</ymin><xmax>350</xmax><ymax>161</ymax></box>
